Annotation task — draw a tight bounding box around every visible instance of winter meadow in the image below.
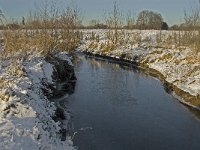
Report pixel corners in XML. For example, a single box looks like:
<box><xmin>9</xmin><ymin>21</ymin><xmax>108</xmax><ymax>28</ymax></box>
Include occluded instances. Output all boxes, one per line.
<box><xmin>0</xmin><ymin>0</ymin><xmax>200</xmax><ymax>150</ymax></box>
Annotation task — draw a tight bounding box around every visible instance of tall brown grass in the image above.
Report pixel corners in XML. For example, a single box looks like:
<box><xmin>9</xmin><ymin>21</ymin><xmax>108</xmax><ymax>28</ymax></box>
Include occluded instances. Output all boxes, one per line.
<box><xmin>1</xmin><ymin>1</ymin><xmax>82</xmax><ymax>59</ymax></box>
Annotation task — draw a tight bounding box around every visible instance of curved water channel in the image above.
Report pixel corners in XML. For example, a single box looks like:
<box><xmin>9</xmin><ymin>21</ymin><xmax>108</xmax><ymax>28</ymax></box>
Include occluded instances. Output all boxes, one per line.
<box><xmin>66</xmin><ymin>54</ymin><xmax>200</xmax><ymax>150</ymax></box>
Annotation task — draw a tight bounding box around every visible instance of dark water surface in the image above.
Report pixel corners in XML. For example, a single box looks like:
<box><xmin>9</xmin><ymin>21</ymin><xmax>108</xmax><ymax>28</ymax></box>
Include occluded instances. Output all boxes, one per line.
<box><xmin>67</xmin><ymin>55</ymin><xmax>200</xmax><ymax>150</ymax></box>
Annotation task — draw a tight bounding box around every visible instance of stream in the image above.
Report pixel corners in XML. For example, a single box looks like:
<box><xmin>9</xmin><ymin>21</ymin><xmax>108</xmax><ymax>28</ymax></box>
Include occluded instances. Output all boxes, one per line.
<box><xmin>66</xmin><ymin>54</ymin><xmax>200</xmax><ymax>150</ymax></box>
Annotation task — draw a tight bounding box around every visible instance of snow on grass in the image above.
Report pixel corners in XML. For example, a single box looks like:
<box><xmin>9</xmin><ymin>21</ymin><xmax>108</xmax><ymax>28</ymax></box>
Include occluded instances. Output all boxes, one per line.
<box><xmin>79</xmin><ymin>29</ymin><xmax>200</xmax><ymax>103</ymax></box>
<box><xmin>0</xmin><ymin>51</ymin><xmax>75</xmax><ymax>150</ymax></box>
<box><xmin>55</xmin><ymin>52</ymin><xmax>73</xmax><ymax>66</ymax></box>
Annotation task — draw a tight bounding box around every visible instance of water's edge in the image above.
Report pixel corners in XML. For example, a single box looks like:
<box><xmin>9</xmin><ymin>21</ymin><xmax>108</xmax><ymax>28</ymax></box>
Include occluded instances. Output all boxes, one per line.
<box><xmin>68</xmin><ymin>54</ymin><xmax>200</xmax><ymax>150</ymax></box>
<box><xmin>44</xmin><ymin>55</ymin><xmax>77</xmax><ymax>141</ymax></box>
<box><xmin>83</xmin><ymin>51</ymin><xmax>200</xmax><ymax>111</ymax></box>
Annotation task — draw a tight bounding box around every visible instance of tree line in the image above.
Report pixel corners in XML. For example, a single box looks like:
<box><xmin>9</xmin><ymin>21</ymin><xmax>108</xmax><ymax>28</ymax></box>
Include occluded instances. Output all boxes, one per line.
<box><xmin>86</xmin><ymin>9</ymin><xmax>168</xmax><ymax>30</ymax></box>
<box><xmin>0</xmin><ymin>1</ymin><xmax>170</xmax><ymax>30</ymax></box>
<box><xmin>85</xmin><ymin>0</ymin><xmax>200</xmax><ymax>31</ymax></box>
<box><xmin>1</xmin><ymin>0</ymin><xmax>200</xmax><ymax>31</ymax></box>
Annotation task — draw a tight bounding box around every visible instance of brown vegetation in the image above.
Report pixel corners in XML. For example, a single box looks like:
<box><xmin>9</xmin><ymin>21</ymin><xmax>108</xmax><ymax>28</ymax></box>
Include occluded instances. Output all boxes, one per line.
<box><xmin>1</xmin><ymin>1</ymin><xmax>82</xmax><ymax>59</ymax></box>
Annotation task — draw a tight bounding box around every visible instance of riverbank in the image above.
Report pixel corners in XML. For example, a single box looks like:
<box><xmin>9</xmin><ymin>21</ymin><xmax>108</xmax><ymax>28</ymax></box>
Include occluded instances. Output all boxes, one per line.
<box><xmin>79</xmin><ymin>29</ymin><xmax>200</xmax><ymax>109</ymax></box>
<box><xmin>0</xmin><ymin>50</ymin><xmax>76</xmax><ymax>149</ymax></box>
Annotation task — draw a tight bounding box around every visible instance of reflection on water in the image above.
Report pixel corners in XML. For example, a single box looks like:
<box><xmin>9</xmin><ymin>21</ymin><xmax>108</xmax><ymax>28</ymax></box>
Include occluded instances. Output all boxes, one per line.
<box><xmin>68</xmin><ymin>55</ymin><xmax>200</xmax><ymax>150</ymax></box>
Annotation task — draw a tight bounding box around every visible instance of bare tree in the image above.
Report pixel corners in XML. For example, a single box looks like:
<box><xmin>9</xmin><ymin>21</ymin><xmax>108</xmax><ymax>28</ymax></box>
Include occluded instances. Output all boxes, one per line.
<box><xmin>126</xmin><ymin>10</ymin><xmax>135</xmax><ymax>29</ymax></box>
<box><xmin>105</xmin><ymin>1</ymin><xmax>123</xmax><ymax>44</ymax></box>
<box><xmin>106</xmin><ymin>1</ymin><xmax>122</xmax><ymax>29</ymax></box>
<box><xmin>184</xmin><ymin>0</ymin><xmax>200</xmax><ymax>29</ymax></box>
<box><xmin>136</xmin><ymin>10</ymin><xmax>163</xmax><ymax>30</ymax></box>
<box><xmin>184</xmin><ymin>0</ymin><xmax>200</xmax><ymax>52</ymax></box>
<box><xmin>89</xmin><ymin>19</ymin><xmax>100</xmax><ymax>28</ymax></box>
<box><xmin>0</xmin><ymin>9</ymin><xmax>7</xmax><ymax>27</ymax></box>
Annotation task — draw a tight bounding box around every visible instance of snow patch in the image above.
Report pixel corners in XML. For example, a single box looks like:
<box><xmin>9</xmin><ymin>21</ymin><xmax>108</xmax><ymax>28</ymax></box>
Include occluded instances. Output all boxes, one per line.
<box><xmin>0</xmin><ymin>52</ymin><xmax>75</xmax><ymax>150</ymax></box>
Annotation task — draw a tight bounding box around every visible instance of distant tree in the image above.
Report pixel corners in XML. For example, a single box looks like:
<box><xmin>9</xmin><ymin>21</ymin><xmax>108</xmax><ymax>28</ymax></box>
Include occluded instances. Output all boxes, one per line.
<box><xmin>136</xmin><ymin>10</ymin><xmax>163</xmax><ymax>30</ymax></box>
<box><xmin>21</xmin><ymin>17</ymin><xmax>25</xmax><ymax>29</ymax></box>
<box><xmin>22</xmin><ymin>17</ymin><xmax>25</xmax><ymax>25</ymax></box>
<box><xmin>87</xmin><ymin>20</ymin><xmax>108</xmax><ymax>29</ymax></box>
<box><xmin>169</xmin><ymin>24</ymin><xmax>179</xmax><ymax>30</ymax></box>
<box><xmin>105</xmin><ymin>1</ymin><xmax>123</xmax><ymax>29</ymax></box>
<box><xmin>183</xmin><ymin>0</ymin><xmax>200</xmax><ymax>53</ymax></box>
<box><xmin>184</xmin><ymin>0</ymin><xmax>200</xmax><ymax>29</ymax></box>
<box><xmin>126</xmin><ymin>10</ymin><xmax>135</xmax><ymax>29</ymax></box>
<box><xmin>0</xmin><ymin>25</ymin><xmax>4</xmax><ymax>29</ymax></box>
<box><xmin>6</xmin><ymin>23</ymin><xmax>20</xmax><ymax>30</ymax></box>
<box><xmin>161</xmin><ymin>22</ymin><xmax>168</xmax><ymax>30</ymax></box>
<box><xmin>0</xmin><ymin>9</ymin><xmax>6</xmax><ymax>27</ymax></box>
<box><xmin>89</xmin><ymin>19</ymin><xmax>100</xmax><ymax>28</ymax></box>
<box><xmin>95</xmin><ymin>23</ymin><xmax>108</xmax><ymax>29</ymax></box>
<box><xmin>105</xmin><ymin>1</ymin><xmax>123</xmax><ymax>44</ymax></box>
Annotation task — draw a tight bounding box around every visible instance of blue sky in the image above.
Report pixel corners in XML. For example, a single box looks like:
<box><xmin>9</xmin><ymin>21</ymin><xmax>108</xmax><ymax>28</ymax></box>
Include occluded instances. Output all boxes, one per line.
<box><xmin>0</xmin><ymin>0</ymin><xmax>198</xmax><ymax>25</ymax></box>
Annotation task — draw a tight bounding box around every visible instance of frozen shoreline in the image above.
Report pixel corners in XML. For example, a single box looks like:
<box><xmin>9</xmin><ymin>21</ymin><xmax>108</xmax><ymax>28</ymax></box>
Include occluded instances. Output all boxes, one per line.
<box><xmin>0</xmin><ymin>51</ymin><xmax>75</xmax><ymax>150</ymax></box>
<box><xmin>79</xmin><ymin>29</ymin><xmax>200</xmax><ymax>109</ymax></box>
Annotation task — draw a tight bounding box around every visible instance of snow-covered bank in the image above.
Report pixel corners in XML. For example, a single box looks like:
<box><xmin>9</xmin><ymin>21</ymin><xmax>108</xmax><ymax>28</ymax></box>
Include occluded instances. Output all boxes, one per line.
<box><xmin>0</xmin><ymin>51</ymin><xmax>76</xmax><ymax>150</ymax></box>
<box><xmin>79</xmin><ymin>29</ymin><xmax>200</xmax><ymax>108</ymax></box>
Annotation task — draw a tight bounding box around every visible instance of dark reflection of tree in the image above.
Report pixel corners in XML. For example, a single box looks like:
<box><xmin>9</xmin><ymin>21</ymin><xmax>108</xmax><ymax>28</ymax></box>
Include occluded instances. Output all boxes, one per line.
<box><xmin>84</xmin><ymin>56</ymin><xmax>140</xmax><ymax>107</ymax></box>
<box><xmin>186</xmin><ymin>107</ymin><xmax>200</xmax><ymax>121</ymax></box>
<box><xmin>71</xmin><ymin>55</ymin><xmax>84</xmax><ymax>71</ymax></box>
